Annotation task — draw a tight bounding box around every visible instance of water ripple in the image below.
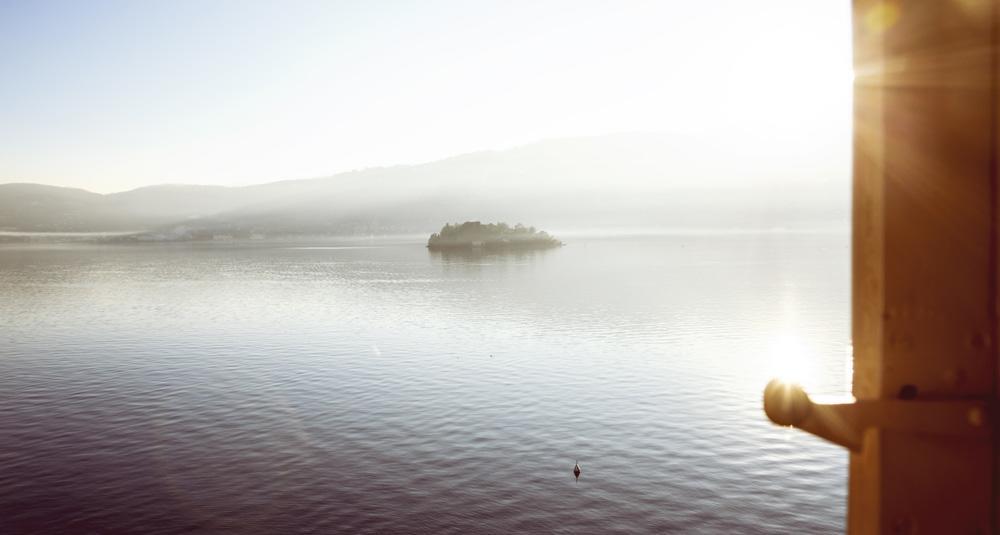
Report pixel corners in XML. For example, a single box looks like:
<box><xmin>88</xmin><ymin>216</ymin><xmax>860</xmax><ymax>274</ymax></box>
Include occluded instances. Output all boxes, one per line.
<box><xmin>0</xmin><ymin>234</ymin><xmax>849</xmax><ymax>533</ymax></box>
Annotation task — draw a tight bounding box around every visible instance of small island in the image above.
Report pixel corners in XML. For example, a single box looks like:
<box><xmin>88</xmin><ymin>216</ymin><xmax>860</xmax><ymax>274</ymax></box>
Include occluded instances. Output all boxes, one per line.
<box><xmin>427</xmin><ymin>221</ymin><xmax>563</xmax><ymax>250</ymax></box>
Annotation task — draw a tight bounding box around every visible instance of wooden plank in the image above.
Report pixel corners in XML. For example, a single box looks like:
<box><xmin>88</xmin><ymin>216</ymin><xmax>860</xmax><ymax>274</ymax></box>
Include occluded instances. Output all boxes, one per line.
<box><xmin>851</xmin><ymin>0</ymin><xmax>998</xmax><ymax>532</ymax></box>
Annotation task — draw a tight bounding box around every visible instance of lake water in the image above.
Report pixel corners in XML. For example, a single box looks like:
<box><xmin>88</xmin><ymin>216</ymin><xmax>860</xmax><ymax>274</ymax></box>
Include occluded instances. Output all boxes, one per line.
<box><xmin>0</xmin><ymin>232</ymin><xmax>850</xmax><ymax>533</ymax></box>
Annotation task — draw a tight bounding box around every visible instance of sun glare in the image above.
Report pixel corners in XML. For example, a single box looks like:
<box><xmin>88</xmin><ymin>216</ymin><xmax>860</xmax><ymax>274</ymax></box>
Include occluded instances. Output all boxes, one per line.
<box><xmin>765</xmin><ymin>334</ymin><xmax>817</xmax><ymax>392</ymax></box>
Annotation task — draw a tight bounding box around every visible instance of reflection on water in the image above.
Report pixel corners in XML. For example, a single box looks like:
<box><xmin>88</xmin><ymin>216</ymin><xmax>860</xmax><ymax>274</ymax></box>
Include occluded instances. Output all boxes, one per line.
<box><xmin>0</xmin><ymin>233</ymin><xmax>849</xmax><ymax>533</ymax></box>
<box><xmin>429</xmin><ymin>246</ymin><xmax>560</xmax><ymax>268</ymax></box>
<box><xmin>766</xmin><ymin>334</ymin><xmax>817</xmax><ymax>390</ymax></box>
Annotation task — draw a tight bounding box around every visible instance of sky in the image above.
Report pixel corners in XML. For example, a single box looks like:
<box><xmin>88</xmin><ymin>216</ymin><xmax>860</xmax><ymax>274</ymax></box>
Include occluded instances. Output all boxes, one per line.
<box><xmin>0</xmin><ymin>0</ymin><xmax>852</xmax><ymax>193</ymax></box>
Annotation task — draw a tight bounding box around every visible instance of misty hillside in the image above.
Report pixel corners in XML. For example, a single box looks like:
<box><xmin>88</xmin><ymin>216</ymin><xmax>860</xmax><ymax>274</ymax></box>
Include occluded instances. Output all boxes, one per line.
<box><xmin>0</xmin><ymin>184</ymin><xmax>114</xmax><ymax>231</ymax></box>
<box><xmin>0</xmin><ymin>134</ymin><xmax>849</xmax><ymax>236</ymax></box>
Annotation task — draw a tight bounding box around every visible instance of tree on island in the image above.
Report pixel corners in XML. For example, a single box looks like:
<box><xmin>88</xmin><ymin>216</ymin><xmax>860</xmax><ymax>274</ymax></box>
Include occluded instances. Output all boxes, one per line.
<box><xmin>427</xmin><ymin>221</ymin><xmax>562</xmax><ymax>250</ymax></box>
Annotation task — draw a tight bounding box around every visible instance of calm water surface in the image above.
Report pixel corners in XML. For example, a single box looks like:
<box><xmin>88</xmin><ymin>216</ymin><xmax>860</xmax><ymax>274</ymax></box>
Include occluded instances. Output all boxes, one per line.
<box><xmin>0</xmin><ymin>233</ymin><xmax>850</xmax><ymax>533</ymax></box>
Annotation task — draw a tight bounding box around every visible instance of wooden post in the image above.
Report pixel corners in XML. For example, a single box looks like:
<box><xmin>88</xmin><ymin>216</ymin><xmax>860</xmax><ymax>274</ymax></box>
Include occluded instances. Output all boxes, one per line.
<box><xmin>851</xmin><ymin>0</ymin><xmax>998</xmax><ymax>532</ymax></box>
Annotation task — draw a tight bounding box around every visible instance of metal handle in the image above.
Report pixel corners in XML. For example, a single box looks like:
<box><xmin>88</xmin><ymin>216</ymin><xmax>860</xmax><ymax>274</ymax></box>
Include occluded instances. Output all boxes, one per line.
<box><xmin>762</xmin><ymin>379</ymin><xmax>990</xmax><ymax>451</ymax></box>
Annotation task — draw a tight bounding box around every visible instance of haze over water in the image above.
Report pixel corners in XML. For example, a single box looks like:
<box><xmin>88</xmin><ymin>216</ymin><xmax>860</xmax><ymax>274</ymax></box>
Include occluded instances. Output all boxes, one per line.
<box><xmin>0</xmin><ymin>232</ymin><xmax>849</xmax><ymax>533</ymax></box>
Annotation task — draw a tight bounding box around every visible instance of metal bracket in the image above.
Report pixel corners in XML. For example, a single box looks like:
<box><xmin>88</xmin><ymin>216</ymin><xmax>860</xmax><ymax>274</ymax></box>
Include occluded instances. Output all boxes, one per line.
<box><xmin>762</xmin><ymin>380</ymin><xmax>991</xmax><ymax>451</ymax></box>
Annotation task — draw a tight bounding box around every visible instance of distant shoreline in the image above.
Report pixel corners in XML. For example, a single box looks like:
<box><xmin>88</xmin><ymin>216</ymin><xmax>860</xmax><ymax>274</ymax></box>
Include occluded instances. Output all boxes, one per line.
<box><xmin>0</xmin><ymin>226</ymin><xmax>851</xmax><ymax>245</ymax></box>
<box><xmin>426</xmin><ymin>241</ymin><xmax>563</xmax><ymax>251</ymax></box>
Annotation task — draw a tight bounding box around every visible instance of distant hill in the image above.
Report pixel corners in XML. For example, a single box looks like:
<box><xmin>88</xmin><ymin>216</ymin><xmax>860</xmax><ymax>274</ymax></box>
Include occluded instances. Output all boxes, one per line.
<box><xmin>0</xmin><ymin>183</ymin><xmax>121</xmax><ymax>231</ymax></box>
<box><xmin>0</xmin><ymin>133</ymin><xmax>849</xmax><ymax>237</ymax></box>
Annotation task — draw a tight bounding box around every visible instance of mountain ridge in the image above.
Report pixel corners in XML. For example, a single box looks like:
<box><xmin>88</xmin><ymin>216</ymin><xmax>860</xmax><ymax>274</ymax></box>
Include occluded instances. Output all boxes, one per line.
<box><xmin>0</xmin><ymin>133</ymin><xmax>848</xmax><ymax>236</ymax></box>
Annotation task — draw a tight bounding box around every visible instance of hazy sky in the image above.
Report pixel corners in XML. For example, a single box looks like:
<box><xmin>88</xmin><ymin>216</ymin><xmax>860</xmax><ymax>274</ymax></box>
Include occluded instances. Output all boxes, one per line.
<box><xmin>0</xmin><ymin>1</ymin><xmax>851</xmax><ymax>193</ymax></box>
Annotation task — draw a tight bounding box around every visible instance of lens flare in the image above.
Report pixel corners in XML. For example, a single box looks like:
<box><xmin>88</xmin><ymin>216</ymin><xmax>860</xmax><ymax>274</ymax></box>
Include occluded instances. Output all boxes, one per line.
<box><xmin>864</xmin><ymin>1</ymin><xmax>901</xmax><ymax>34</ymax></box>
<box><xmin>765</xmin><ymin>334</ymin><xmax>816</xmax><ymax>391</ymax></box>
